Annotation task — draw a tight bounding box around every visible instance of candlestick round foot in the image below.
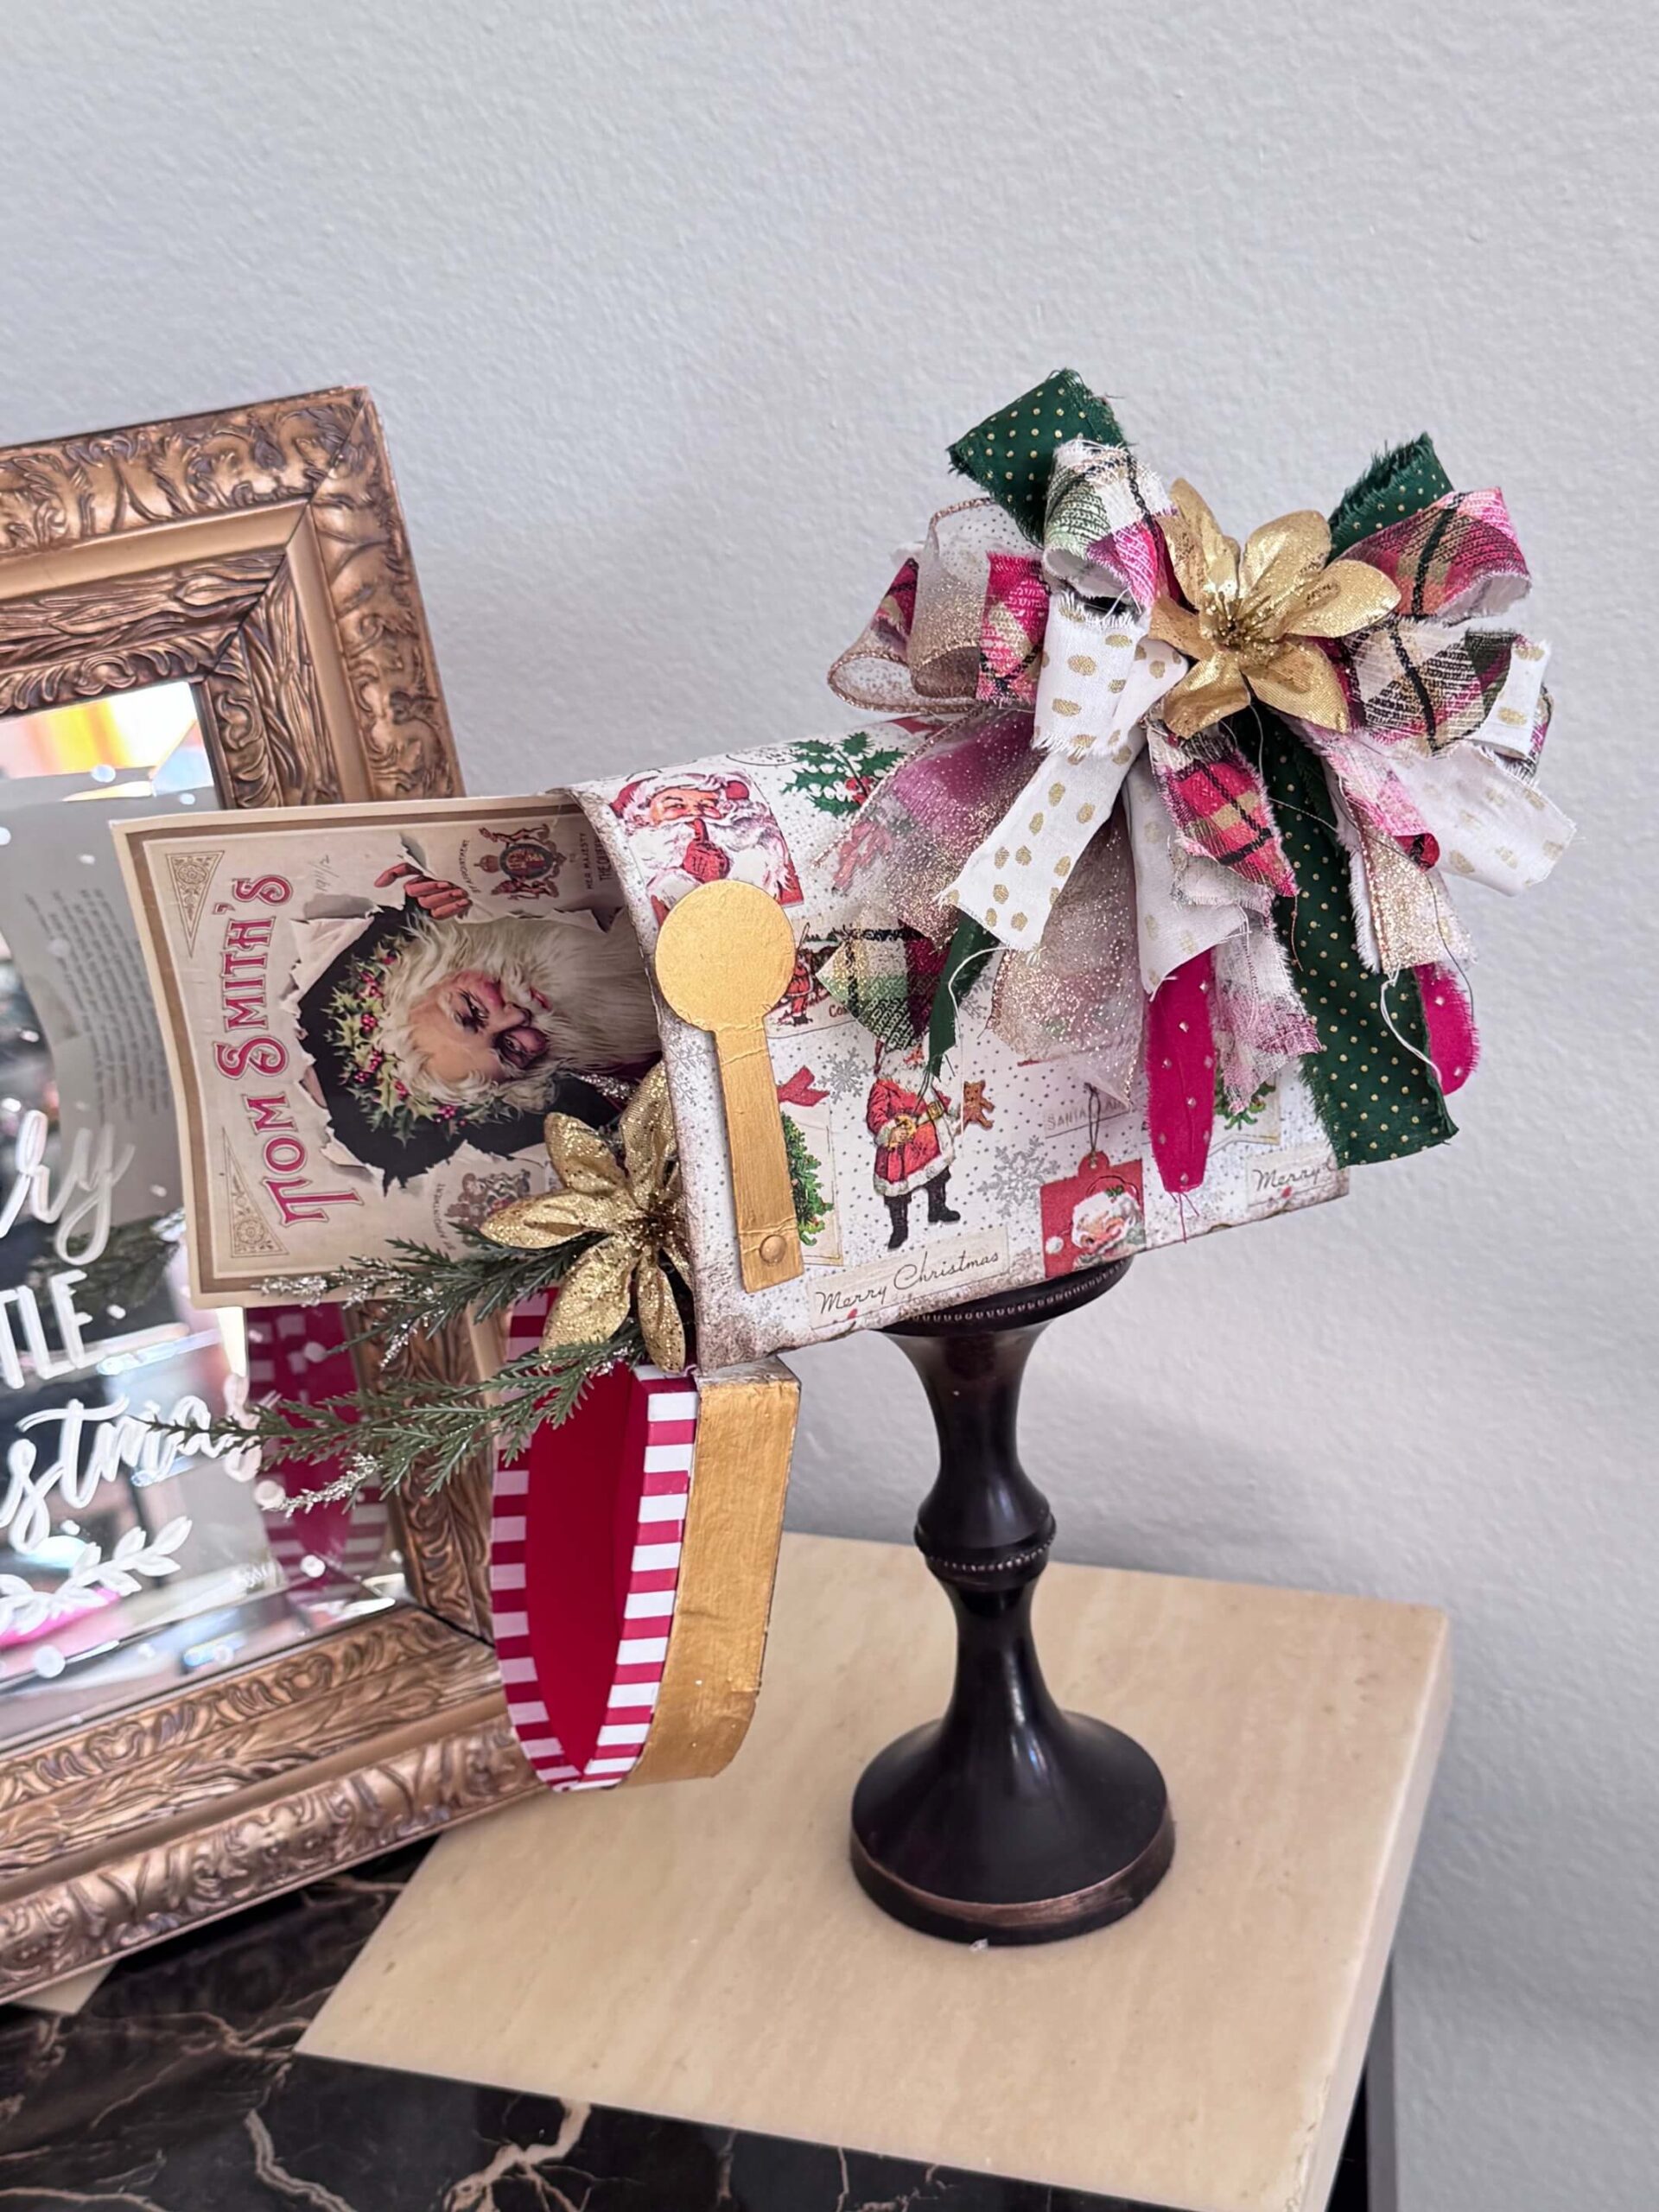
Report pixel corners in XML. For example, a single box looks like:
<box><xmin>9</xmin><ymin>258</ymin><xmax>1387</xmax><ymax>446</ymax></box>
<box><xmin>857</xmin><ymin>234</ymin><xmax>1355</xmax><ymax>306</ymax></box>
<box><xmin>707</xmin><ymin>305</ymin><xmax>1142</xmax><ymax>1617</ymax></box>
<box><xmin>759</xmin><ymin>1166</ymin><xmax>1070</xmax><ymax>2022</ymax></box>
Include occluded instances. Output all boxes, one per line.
<box><xmin>850</xmin><ymin>1711</ymin><xmax>1173</xmax><ymax>1945</ymax></box>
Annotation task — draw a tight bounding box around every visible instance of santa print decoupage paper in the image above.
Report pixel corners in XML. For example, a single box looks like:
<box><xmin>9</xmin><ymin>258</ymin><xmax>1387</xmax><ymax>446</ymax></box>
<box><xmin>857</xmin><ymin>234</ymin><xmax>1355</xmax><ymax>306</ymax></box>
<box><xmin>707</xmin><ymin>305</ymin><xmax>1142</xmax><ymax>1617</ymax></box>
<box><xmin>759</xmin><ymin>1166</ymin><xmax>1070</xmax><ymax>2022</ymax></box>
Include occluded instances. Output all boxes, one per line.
<box><xmin>576</xmin><ymin>728</ymin><xmax>1347</xmax><ymax>1370</ymax></box>
<box><xmin>114</xmin><ymin>797</ymin><xmax>650</xmax><ymax>1303</ymax></box>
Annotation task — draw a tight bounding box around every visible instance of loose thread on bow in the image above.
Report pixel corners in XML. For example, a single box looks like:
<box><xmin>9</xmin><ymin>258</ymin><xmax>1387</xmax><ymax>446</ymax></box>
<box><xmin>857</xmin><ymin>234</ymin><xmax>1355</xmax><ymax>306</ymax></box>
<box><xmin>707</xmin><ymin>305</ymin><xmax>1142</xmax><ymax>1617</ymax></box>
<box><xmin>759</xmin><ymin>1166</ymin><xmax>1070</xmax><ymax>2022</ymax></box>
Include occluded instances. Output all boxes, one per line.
<box><xmin>1376</xmin><ymin>976</ymin><xmax>1441</xmax><ymax>1081</ymax></box>
<box><xmin>924</xmin><ymin>918</ymin><xmax>996</xmax><ymax>1083</ymax></box>
<box><xmin>1434</xmin><ymin>911</ymin><xmax>1480</xmax><ymax>1031</ymax></box>
<box><xmin>1389</xmin><ymin>903</ymin><xmax>1482</xmax><ymax>1097</ymax></box>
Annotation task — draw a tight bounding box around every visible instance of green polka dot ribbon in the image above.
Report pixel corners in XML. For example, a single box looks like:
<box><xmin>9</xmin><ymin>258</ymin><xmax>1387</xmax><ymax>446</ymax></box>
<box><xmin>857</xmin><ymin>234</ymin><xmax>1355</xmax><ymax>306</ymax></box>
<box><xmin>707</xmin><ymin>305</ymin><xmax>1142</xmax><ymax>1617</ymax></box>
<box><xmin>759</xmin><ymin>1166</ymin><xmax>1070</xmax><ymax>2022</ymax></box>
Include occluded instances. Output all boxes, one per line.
<box><xmin>949</xmin><ymin>371</ymin><xmax>1128</xmax><ymax>541</ymax></box>
<box><xmin>1329</xmin><ymin>435</ymin><xmax>1453</xmax><ymax>555</ymax></box>
<box><xmin>1260</xmin><ymin>721</ymin><xmax>1456</xmax><ymax>1168</ymax></box>
<box><xmin>1250</xmin><ymin>439</ymin><xmax>1462</xmax><ymax>1166</ymax></box>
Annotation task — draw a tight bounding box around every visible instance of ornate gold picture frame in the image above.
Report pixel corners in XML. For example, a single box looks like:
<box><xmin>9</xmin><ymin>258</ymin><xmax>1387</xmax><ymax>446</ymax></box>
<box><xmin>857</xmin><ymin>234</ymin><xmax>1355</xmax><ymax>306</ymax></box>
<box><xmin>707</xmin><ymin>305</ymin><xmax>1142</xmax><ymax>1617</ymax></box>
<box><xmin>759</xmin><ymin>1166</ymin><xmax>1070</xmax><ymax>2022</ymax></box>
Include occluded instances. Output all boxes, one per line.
<box><xmin>0</xmin><ymin>391</ymin><xmax>534</xmax><ymax>2001</ymax></box>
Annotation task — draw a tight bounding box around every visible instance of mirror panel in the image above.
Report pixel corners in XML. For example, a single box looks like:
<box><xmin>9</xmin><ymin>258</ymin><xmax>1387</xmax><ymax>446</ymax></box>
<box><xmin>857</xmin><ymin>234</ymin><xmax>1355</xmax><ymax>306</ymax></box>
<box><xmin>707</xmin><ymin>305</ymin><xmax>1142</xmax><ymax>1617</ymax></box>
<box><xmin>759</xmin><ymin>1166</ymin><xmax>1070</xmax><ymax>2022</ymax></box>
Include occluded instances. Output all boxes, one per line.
<box><xmin>0</xmin><ymin>685</ymin><xmax>401</xmax><ymax>1749</ymax></box>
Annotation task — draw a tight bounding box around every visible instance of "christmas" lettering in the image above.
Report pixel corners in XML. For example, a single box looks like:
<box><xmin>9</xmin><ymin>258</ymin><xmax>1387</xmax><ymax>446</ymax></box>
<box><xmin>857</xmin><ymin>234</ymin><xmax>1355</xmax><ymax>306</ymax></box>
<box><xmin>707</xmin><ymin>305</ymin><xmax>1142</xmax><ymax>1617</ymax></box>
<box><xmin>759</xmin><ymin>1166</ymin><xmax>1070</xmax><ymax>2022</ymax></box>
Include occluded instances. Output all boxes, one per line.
<box><xmin>1</xmin><ymin>1388</ymin><xmax>255</xmax><ymax>1555</ymax></box>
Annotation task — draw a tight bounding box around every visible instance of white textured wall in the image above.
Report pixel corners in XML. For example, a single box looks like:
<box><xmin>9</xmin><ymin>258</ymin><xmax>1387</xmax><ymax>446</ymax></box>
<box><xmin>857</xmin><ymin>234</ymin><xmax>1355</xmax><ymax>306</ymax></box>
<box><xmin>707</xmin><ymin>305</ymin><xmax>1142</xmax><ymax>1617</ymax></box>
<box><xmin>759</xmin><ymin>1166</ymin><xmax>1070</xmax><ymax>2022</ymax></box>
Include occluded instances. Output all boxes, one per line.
<box><xmin>4</xmin><ymin>3</ymin><xmax>1654</xmax><ymax>2201</ymax></box>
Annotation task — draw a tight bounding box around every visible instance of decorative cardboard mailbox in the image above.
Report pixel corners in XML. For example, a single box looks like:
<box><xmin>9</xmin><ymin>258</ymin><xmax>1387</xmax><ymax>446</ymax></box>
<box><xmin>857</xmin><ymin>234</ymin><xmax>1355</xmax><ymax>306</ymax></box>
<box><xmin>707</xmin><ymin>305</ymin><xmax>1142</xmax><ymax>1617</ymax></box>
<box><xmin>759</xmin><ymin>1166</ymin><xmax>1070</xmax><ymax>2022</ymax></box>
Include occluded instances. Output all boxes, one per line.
<box><xmin>116</xmin><ymin>371</ymin><xmax>1570</xmax><ymax>1795</ymax></box>
<box><xmin>578</xmin><ymin>736</ymin><xmax>1348</xmax><ymax>1368</ymax></box>
<box><xmin>114</xmin><ymin>757</ymin><xmax>1346</xmax><ymax>1364</ymax></box>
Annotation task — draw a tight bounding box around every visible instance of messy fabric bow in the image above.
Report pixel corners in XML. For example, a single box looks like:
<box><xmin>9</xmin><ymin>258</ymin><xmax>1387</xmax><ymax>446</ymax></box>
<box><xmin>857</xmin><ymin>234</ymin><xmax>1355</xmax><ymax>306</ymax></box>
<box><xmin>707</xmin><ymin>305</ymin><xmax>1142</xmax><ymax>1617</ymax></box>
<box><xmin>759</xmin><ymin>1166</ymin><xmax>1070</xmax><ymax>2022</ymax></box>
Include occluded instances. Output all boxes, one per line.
<box><xmin>822</xmin><ymin>372</ymin><xmax>1572</xmax><ymax>1196</ymax></box>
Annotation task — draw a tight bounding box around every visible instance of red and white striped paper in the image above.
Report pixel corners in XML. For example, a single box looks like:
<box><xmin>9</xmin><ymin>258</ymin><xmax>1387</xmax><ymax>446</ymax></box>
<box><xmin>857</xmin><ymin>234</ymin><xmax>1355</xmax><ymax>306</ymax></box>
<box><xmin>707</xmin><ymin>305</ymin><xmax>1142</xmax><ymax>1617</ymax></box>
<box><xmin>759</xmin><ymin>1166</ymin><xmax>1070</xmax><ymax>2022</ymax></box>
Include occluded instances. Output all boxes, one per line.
<box><xmin>490</xmin><ymin>1296</ymin><xmax>700</xmax><ymax>1791</ymax></box>
<box><xmin>248</xmin><ymin>1303</ymin><xmax>392</xmax><ymax>1587</ymax></box>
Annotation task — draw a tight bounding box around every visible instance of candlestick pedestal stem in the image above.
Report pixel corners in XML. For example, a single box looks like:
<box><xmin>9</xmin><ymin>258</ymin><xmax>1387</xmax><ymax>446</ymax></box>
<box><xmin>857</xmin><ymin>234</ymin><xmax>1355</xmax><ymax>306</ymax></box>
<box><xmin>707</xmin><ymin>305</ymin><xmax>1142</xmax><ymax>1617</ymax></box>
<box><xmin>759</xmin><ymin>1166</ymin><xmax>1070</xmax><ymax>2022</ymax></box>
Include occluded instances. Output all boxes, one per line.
<box><xmin>850</xmin><ymin>1260</ymin><xmax>1173</xmax><ymax>1944</ymax></box>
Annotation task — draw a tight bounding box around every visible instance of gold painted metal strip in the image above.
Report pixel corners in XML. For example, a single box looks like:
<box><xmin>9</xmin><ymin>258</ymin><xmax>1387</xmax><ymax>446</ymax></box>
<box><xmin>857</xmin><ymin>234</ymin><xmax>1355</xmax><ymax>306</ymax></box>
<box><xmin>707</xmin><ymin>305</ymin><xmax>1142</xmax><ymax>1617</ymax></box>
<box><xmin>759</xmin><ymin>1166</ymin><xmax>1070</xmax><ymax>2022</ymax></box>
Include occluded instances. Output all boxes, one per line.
<box><xmin>713</xmin><ymin>1025</ymin><xmax>803</xmax><ymax>1288</ymax></box>
<box><xmin>627</xmin><ymin>1358</ymin><xmax>799</xmax><ymax>1785</ymax></box>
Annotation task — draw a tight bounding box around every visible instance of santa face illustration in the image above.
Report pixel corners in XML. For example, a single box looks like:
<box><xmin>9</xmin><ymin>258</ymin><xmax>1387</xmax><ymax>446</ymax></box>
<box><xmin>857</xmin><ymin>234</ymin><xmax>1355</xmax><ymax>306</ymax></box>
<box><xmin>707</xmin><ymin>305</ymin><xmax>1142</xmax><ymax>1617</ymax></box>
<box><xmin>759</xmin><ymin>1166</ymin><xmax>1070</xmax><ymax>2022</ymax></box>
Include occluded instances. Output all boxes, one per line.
<box><xmin>638</xmin><ymin>782</ymin><xmax>730</xmax><ymax>827</ymax></box>
<box><xmin>399</xmin><ymin>951</ymin><xmax>573</xmax><ymax>1097</ymax></box>
<box><xmin>610</xmin><ymin>772</ymin><xmax>802</xmax><ymax>922</ymax></box>
<box><xmin>297</xmin><ymin>865</ymin><xmax>660</xmax><ymax>1185</ymax></box>
<box><xmin>865</xmin><ymin>1039</ymin><xmax>962</xmax><ymax>1252</ymax></box>
<box><xmin>1071</xmin><ymin>1187</ymin><xmax>1136</xmax><ymax>1258</ymax></box>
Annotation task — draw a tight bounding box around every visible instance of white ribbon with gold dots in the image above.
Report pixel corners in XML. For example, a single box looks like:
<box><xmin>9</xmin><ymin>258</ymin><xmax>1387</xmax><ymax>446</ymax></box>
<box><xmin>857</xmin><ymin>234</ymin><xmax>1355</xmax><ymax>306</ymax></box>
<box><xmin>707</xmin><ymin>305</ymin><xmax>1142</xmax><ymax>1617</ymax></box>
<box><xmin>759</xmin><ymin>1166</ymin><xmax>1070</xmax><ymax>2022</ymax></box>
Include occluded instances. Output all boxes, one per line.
<box><xmin>1124</xmin><ymin>753</ymin><xmax>1249</xmax><ymax>994</ymax></box>
<box><xmin>952</xmin><ymin>593</ymin><xmax>1187</xmax><ymax>950</ymax></box>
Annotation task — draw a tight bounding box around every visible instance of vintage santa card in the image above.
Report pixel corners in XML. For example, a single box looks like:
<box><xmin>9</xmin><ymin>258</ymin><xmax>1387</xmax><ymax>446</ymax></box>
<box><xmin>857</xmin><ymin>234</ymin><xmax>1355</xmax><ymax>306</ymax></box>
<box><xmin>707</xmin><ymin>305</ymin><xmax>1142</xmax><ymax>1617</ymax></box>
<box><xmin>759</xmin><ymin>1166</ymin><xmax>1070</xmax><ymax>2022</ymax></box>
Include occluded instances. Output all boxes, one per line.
<box><xmin>115</xmin><ymin>796</ymin><xmax>654</xmax><ymax>1302</ymax></box>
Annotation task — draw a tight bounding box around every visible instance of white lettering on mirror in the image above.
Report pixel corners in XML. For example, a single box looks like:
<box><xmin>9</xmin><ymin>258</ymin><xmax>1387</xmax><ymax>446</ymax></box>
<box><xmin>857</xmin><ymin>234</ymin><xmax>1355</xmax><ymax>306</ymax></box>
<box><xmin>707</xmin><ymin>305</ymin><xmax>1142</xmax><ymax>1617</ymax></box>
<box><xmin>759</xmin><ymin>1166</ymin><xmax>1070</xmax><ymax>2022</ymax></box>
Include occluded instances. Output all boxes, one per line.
<box><xmin>2</xmin><ymin>1389</ymin><xmax>254</xmax><ymax>1557</ymax></box>
<box><xmin>1</xmin><ymin>1103</ymin><xmax>256</xmax><ymax>1630</ymax></box>
<box><xmin>0</xmin><ymin>1109</ymin><xmax>131</xmax><ymax>1391</ymax></box>
<box><xmin>0</xmin><ymin>1108</ymin><xmax>134</xmax><ymax>1269</ymax></box>
<box><xmin>0</xmin><ymin>1270</ymin><xmax>94</xmax><ymax>1389</ymax></box>
<box><xmin>0</xmin><ymin>734</ymin><xmax>290</xmax><ymax>1659</ymax></box>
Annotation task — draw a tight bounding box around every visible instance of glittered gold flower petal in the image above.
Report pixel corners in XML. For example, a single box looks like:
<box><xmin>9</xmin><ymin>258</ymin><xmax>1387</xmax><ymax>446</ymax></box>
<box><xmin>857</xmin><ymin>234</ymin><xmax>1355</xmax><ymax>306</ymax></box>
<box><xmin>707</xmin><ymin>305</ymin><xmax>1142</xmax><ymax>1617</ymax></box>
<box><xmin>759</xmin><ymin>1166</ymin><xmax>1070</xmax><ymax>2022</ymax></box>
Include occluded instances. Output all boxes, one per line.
<box><xmin>1285</xmin><ymin>557</ymin><xmax>1401</xmax><ymax>639</ymax></box>
<box><xmin>1161</xmin><ymin>652</ymin><xmax>1252</xmax><ymax>741</ymax></box>
<box><xmin>1238</xmin><ymin>509</ymin><xmax>1331</xmax><ymax>619</ymax></box>
<box><xmin>1250</xmin><ymin>639</ymin><xmax>1351</xmax><ymax>730</ymax></box>
<box><xmin>660</xmin><ymin>1224</ymin><xmax>692</xmax><ymax>1283</ymax></box>
<box><xmin>634</xmin><ymin>1256</ymin><xmax>687</xmax><ymax>1373</ymax></box>
<box><xmin>479</xmin><ymin>1190</ymin><xmax>626</xmax><ymax>1249</ymax></box>
<box><xmin>620</xmin><ymin>1060</ymin><xmax>677</xmax><ymax>1207</ymax></box>
<box><xmin>1148</xmin><ymin>594</ymin><xmax>1208</xmax><ymax>662</ymax></box>
<box><xmin>544</xmin><ymin>1114</ymin><xmax>628</xmax><ymax>1198</ymax></box>
<box><xmin>1158</xmin><ymin>480</ymin><xmax>1239</xmax><ymax>610</ymax></box>
<box><xmin>542</xmin><ymin>1234</ymin><xmax>637</xmax><ymax>1351</ymax></box>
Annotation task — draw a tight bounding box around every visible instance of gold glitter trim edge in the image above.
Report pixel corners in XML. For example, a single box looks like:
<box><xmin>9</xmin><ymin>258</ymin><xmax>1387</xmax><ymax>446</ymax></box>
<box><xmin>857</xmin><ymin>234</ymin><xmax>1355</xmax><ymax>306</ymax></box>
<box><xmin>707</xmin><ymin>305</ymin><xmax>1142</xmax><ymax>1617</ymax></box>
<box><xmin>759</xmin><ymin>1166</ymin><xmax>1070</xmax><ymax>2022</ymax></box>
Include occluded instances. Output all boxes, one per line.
<box><xmin>627</xmin><ymin>1358</ymin><xmax>800</xmax><ymax>1785</ymax></box>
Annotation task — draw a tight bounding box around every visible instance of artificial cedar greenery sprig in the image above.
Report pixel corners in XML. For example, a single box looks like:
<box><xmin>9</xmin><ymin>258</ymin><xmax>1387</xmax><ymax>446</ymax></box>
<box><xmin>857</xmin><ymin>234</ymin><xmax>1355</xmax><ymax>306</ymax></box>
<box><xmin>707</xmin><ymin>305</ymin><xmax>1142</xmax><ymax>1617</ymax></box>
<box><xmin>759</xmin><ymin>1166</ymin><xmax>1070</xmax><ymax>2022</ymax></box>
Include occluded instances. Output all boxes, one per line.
<box><xmin>295</xmin><ymin>1222</ymin><xmax>609</xmax><ymax>1357</ymax></box>
<box><xmin>162</xmin><ymin>1334</ymin><xmax>643</xmax><ymax>1510</ymax></box>
<box><xmin>146</xmin><ymin>1225</ymin><xmax>655</xmax><ymax>1509</ymax></box>
<box><xmin>150</xmin><ymin>1067</ymin><xmax>696</xmax><ymax>1509</ymax></box>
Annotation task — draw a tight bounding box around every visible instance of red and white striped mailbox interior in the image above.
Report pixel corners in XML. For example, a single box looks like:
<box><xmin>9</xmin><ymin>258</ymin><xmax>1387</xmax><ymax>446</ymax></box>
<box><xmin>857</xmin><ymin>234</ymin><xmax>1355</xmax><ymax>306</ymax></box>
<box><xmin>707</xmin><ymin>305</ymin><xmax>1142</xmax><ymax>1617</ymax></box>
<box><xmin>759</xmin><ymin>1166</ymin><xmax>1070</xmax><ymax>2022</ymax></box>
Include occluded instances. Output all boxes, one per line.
<box><xmin>491</xmin><ymin>1296</ymin><xmax>700</xmax><ymax>1791</ymax></box>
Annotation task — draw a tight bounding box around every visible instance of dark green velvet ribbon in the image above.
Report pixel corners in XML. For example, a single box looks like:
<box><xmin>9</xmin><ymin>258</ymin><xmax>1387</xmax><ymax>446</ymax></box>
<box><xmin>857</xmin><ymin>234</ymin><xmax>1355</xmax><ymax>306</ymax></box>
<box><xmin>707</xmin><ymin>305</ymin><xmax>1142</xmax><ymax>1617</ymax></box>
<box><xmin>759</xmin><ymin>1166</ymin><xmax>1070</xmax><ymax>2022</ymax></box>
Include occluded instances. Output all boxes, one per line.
<box><xmin>1328</xmin><ymin>434</ymin><xmax>1452</xmax><ymax>552</ymax></box>
<box><xmin>925</xmin><ymin>915</ymin><xmax>999</xmax><ymax>1079</ymax></box>
<box><xmin>1256</xmin><ymin>716</ymin><xmax>1456</xmax><ymax>1168</ymax></box>
<box><xmin>1269</xmin><ymin>435</ymin><xmax>1459</xmax><ymax>1166</ymax></box>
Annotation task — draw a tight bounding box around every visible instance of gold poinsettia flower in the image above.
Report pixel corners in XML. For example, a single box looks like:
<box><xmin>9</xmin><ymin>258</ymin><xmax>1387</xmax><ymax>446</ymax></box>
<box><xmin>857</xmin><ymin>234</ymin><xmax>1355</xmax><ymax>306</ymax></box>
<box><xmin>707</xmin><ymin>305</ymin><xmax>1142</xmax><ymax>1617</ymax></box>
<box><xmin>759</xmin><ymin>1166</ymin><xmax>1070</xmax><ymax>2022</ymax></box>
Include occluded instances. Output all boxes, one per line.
<box><xmin>480</xmin><ymin>1062</ymin><xmax>690</xmax><ymax>1371</ymax></box>
<box><xmin>1150</xmin><ymin>480</ymin><xmax>1399</xmax><ymax>740</ymax></box>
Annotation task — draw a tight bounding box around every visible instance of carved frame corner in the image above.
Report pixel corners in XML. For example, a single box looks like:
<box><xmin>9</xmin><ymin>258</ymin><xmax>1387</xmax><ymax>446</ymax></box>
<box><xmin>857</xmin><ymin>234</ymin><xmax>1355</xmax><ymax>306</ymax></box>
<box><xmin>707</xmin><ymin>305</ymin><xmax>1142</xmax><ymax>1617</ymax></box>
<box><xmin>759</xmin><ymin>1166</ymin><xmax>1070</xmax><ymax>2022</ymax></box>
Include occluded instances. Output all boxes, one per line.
<box><xmin>0</xmin><ymin>391</ymin><xmax>526</xmax><ymax>2002</ymax></box>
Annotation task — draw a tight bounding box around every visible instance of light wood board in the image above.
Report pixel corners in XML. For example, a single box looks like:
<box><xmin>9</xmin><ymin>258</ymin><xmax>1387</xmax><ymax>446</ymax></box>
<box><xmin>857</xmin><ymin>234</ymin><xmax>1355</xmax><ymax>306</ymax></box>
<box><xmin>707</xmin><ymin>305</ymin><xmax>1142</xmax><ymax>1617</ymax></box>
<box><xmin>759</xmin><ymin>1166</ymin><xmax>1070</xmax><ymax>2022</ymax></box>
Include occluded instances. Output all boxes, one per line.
<box><xmin>10</xmin><ymin>1963</ymin><xmax>109</xmax><ymax>2015</ymax></box>
<box><xmin>303</xmin><ymin>1533</ymin><xmax>1450</xmax><ymax>2212</ymax></box>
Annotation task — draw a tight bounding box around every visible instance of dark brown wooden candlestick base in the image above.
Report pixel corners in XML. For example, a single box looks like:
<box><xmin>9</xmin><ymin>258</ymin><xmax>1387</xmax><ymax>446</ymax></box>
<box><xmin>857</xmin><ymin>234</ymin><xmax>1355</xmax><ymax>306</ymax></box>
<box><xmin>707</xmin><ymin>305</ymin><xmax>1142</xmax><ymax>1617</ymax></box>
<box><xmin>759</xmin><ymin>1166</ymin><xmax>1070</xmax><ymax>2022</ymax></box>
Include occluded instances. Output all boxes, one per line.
<box><xmin>850</xmin><ymin>1260</ymin><xmax>1173</xmax><ymax>1944</ymax></box>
